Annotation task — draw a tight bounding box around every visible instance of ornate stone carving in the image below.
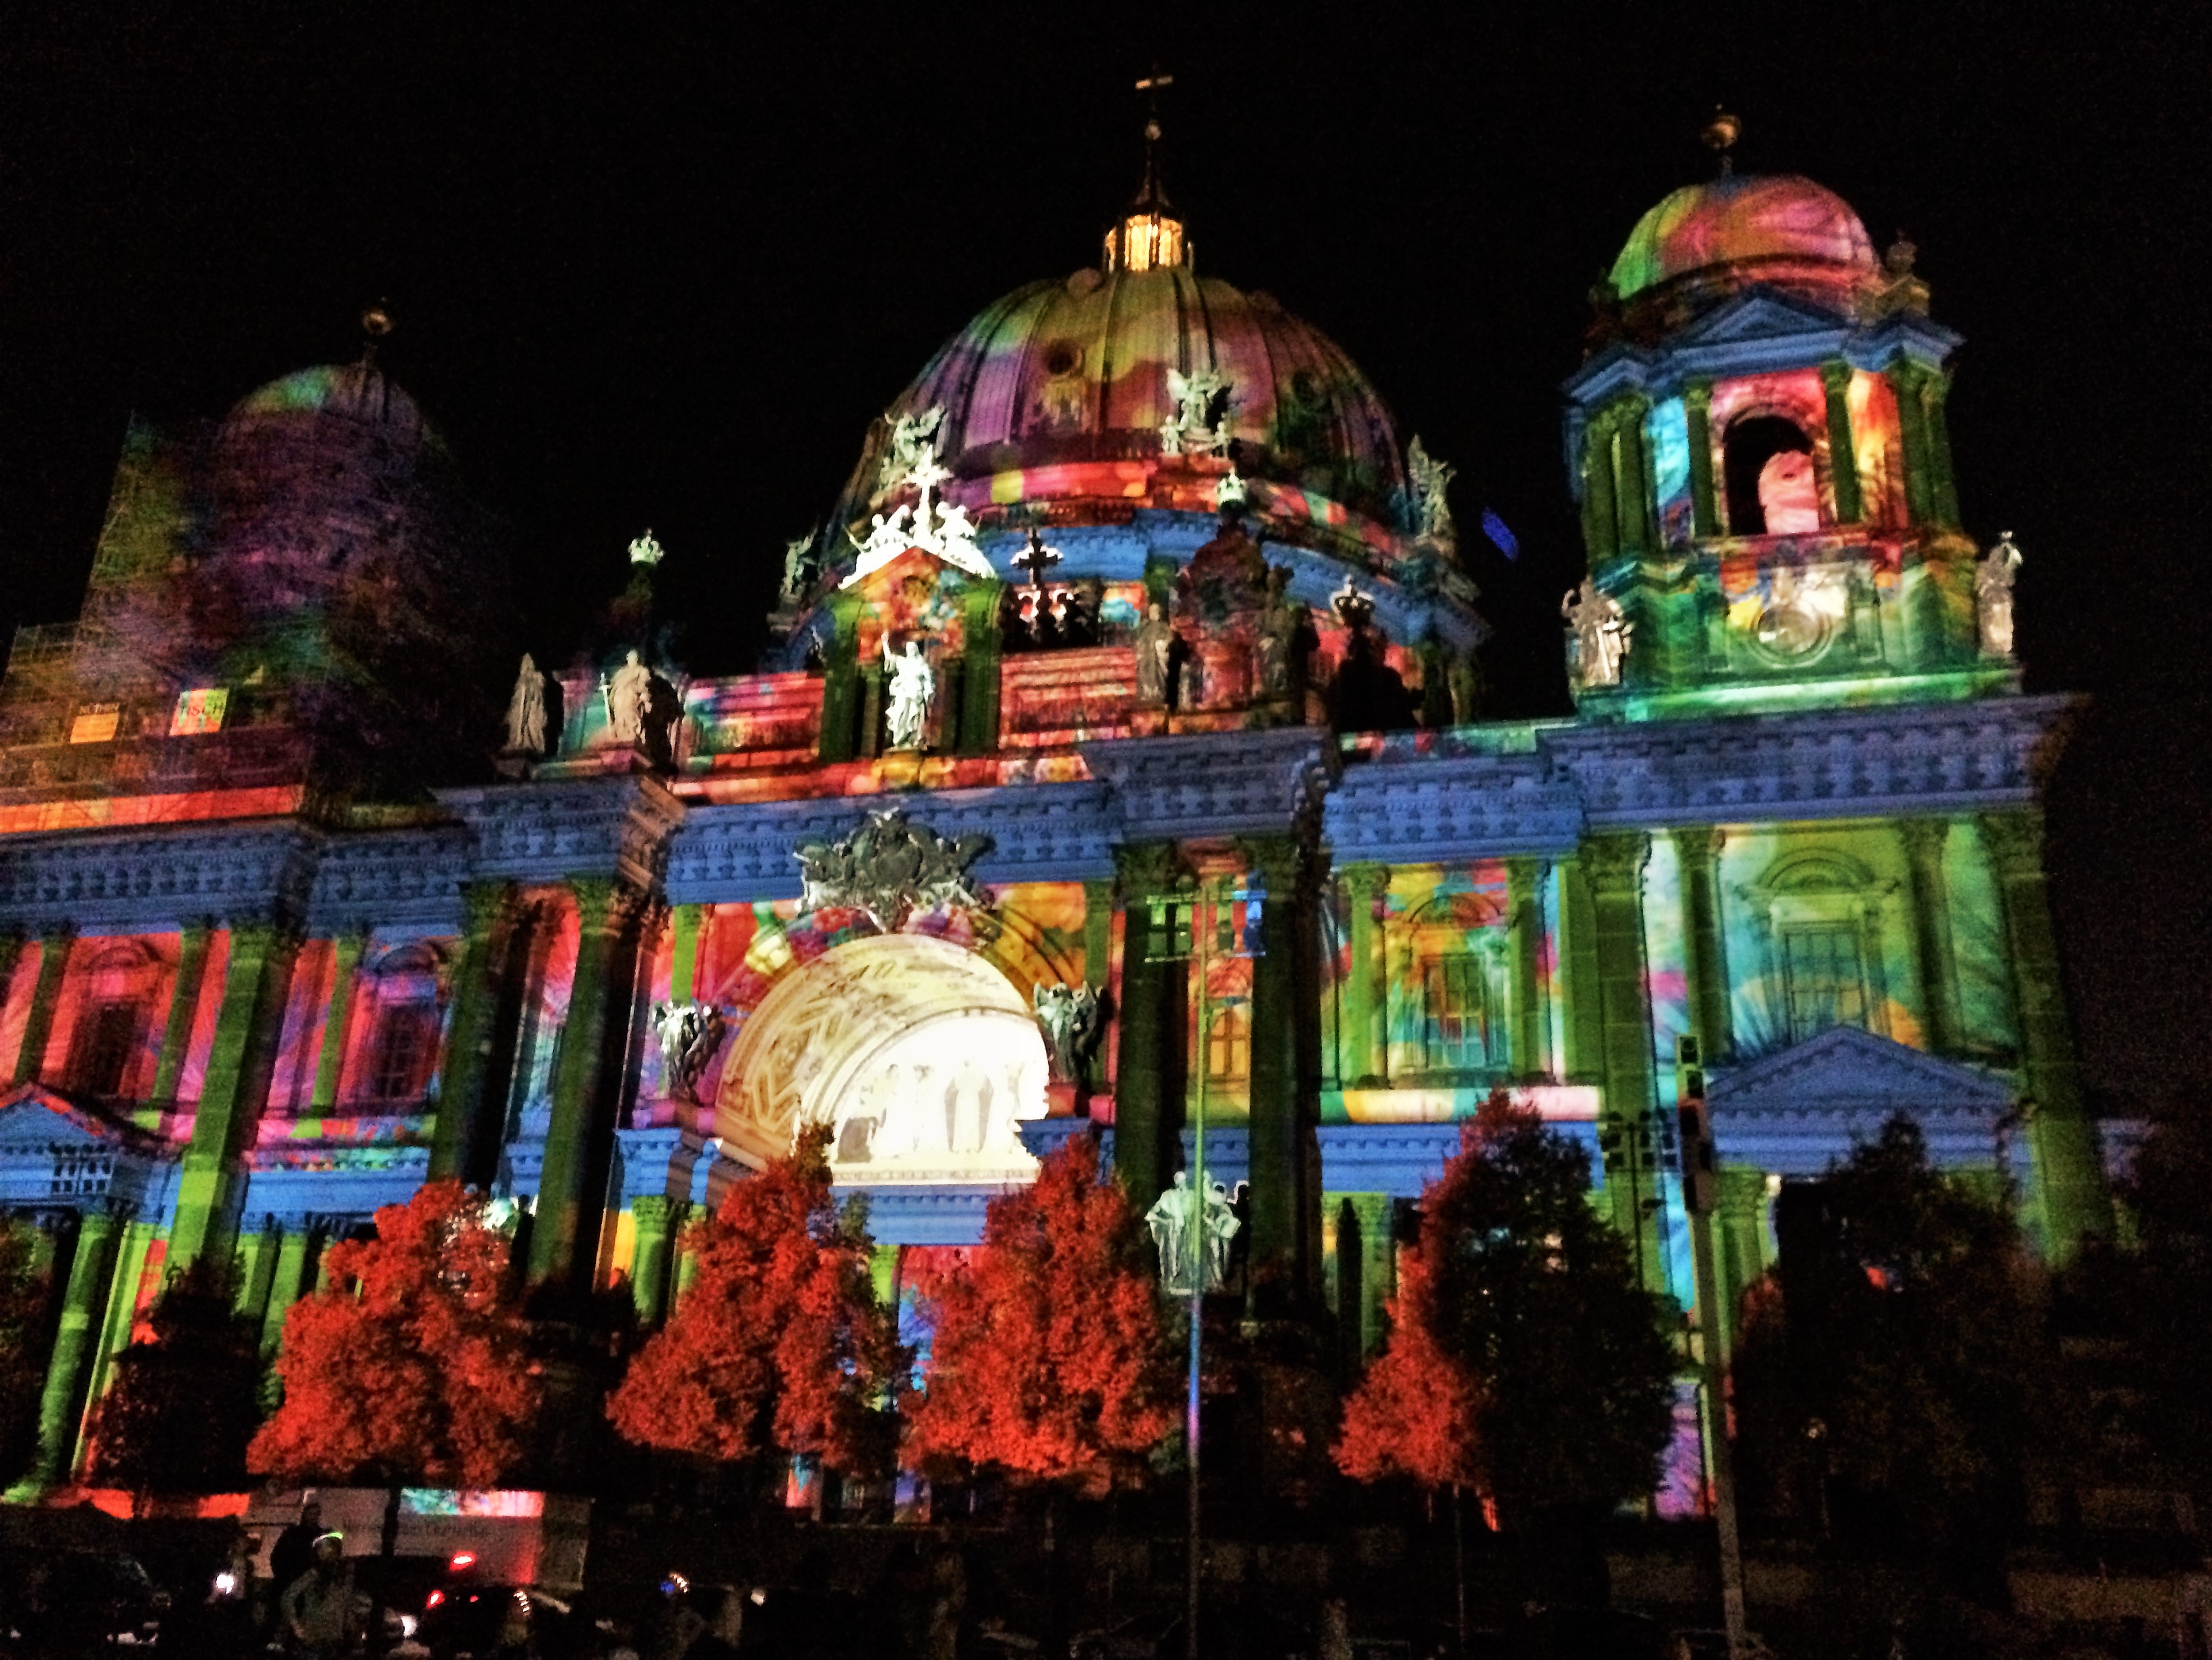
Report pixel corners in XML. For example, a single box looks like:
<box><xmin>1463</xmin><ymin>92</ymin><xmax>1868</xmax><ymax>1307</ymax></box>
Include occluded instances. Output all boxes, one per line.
<box><xmin>844</xmin><ymin>437</ymin><xmax>994</xmax><ymax>587</ymax></box>
<box><xmin>1406</xmin><ymin>436</ymin><xmax>1457</xmax><ymax>545</ymax></box>
<box><xmin>1031</xmin><ymin>981</ymin><xmax>1101</xmax><ymax>1084</ymax></box>
<box><xmin>651</xmin><ymin>999</ymin><xmax>726</xmax><ymax>1103</ymax></box>
<box><xmin>1976</xmin><ymin>532</ymin><xmax>2022</xmax><ymax>658</ymax></box>
<box><xmin>627</xmin><ymin>528</ymin><xmax>664</xmax><ymax>567</ymax></box>
<box><xmin>1159</xmin><ymin>368</ymin><xmax>1231</xmax><ymax>458</ymax></box>
<box><xmin>1563</xmin><ymin>576</ymin><xmax>1632</xmax><ymax>688</ymax></box>
<box><xmin>792</xmin><ymin>808</ymin><xmax>993</xmax><ymax>932</ymax></box>
<box><xmin>878</xmin><ymin>405</ymin><xmax>945</xmax><ymax>494</ymax></box>
<box><xmin>605</xmin><ymin>651</ymin><xmax>653</xmax><ymax>747</ymax></box>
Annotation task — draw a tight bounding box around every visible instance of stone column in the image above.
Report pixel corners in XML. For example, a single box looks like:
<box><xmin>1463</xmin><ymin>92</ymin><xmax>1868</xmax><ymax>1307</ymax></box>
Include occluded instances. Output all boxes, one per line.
<box><xmin>429</xmin><ymin>883</ymin><xmax>522</xmax><ymax>1184</ymax></box>
<box><xmin>671</xmin><ymin>1204</ymin><xmax>702</xmax><ymax>1305</ymax></box>
<box><xmin>258</xmin><ymin>1225</ymin><xmax>314</xmax><ymax>1362</ymax></box>
<box><xmin>1339</xmin><ymin>864</ymin><xmax>1388</xmax><ymax>1086</ymax></box>
<box><xmin>148</xmin><ymin>921</ymin><xmax>213</xmax><ymax>1109</ymax></box>
<box><xmin>170</xmin><ymin>922</ymin><xmax>300</xmax><ymax>1273</ymax></box>
<box><xmin>1685</xmin><ymin>381</ymin><xmax>1720</xmax><ymax>538</ymax></box>
<box><xmin>1346</xmin><ymin>1191</ymin><xmax>1394</xmax><ymax>1361</ymax></box>
<box><xmin>1506</xmin><ymin>857</ymin><xmax>1551</xmax><ymax>1080</ymax></box>
<box><xmin>1714</xmin><ymin>1167</ymin><xmax>1772</xmax><ymax>1361</ymax></box>
<box><xmin>71</xmin><ymin>1216</ymin><xmax>155</xmax><ymax>1478</ymax></box>
<box><xmin>1924</xmin><ymin>373</ymin><xmax>1963</xmax><ymax>529</ymax></box>
<box><xmin>1899</xmin><ymin>819</ymin><xmax>1963</xmax><ymax>1054</ymax></box>
<box><xmin>816</xmin><ymin>593</ymin><xmax>865</xmax><ymax>764</ymax></box>
<box><xmin>1110</xmin><ymin>845</ymin><xmax>1179</xmax><ymax>1209</ymax></box>
<box><xmin>1243</xmin><ymin>835</ymin><xmax>1320</xmax><ymax>1303</ymax></box>
<box><xmin>628</xmin><ymin>1195</ymin><xmax>677</xmax><ymax>1327</ymax></box>
<box><xmin>1819</xmin><ymin>360</ymin><xmax>1864</xmax><ymax>525</ymax></box>
<box><xmin>958</xmin><ymin>578</ymin><xmax>1005</xmax><ymax>755</ymax></box>
<box><xmin>527</xmin><ymin>880</ymin><xmax>647</xmax><ymax>1297</ymax></box>
<box><xmin>1887</xmin><ymin>360</ymin><xmax>1936</xmax><ymax>527</ymax></box>
<box><xmin>13</xmin><ymin>927</ymin><xmax>77</xmax><ymax>1086</ymax></box>
<box><xmin>18</xmin><ymin>1210</ymin><xmax>118</xmax><ymax>1492</ymax></box>
<box><xmin>1613</xmin><ymin>401</ymin><xmax>1654</xmax><ymax>561</ymax></box>
<box><xmin>1671</xmin><ymin>828</ymin><xmax>1733</xmax><ymax>1063</ymax></box>
<box><xmin>308</xmin><ymin>932</ymin><xmax>367</xmax><ymax>1113</ymax></box>
<box><xmin>1583</xmin><ymin>833</ymin><xmax>1668</xmax><ymax>1293</ymax></box>
<box><xmin>1555</xmin><ymin>855</ymin><xmax>1606</xmax><ymax>1083</ymax></box>
<box><xmin>668</xmin><ymin>904</ymin><xmax>704</xmax><ymax>1003</ymax></box>
<box><xmin>1581</xmin><ymin>415</ymin><xmax>1619</xmax><ymax>566</ymax></box>
<box><xmin>1981</xmin><ymin>811</ymin><xmax>2110</xmax><ymax>1257</ymax></box>
<box><xmin>233</xmin><ymin>1217</ymin><xmax>279</xmax><ymax>1322</ymax></box>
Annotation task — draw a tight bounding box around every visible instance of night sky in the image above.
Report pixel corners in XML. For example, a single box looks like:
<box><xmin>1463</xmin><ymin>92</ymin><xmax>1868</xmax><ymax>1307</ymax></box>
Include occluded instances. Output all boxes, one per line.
<box><xmin>1</xmin><ymin>5</ymin><xmax>2204</xmax><ymax>1103</ymax></box>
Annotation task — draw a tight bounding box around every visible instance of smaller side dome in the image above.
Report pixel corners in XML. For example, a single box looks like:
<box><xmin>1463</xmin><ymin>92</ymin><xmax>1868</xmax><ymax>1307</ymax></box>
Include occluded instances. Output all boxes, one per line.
<box><xmin>1610</xmin><ymin>173</ymin><xmax>1877</xmax><ymax>305</ymax></box>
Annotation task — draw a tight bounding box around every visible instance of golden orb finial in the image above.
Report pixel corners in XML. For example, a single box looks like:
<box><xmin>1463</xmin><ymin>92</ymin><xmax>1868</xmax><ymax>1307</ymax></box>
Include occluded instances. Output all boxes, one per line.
<box><xmin>1702</xmin><ymin>107</ymin><xmax>1741</xmax><ymax>174</ymax></box>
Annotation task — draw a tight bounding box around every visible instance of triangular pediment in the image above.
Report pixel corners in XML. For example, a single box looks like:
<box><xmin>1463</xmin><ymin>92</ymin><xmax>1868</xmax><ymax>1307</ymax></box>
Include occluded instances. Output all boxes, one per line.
<box><xmin>0</xmin><ymin>1084</ymin><xmax>155</xmax><ymax>1154</ymax></box>
<box><xmin>1708</xmin><ymin>1026</ymin><xmax>2015</xmax><ymax>1116</ymax></box>
<box><xmin>1673</xmin><ymin>286</ymin><xmax>1853</xmax><ymax>347</ymax></box>
<box><xmin>846</xmin><ymin>543</ymin><xmax>976</xmax><ymax>599</ymax></box>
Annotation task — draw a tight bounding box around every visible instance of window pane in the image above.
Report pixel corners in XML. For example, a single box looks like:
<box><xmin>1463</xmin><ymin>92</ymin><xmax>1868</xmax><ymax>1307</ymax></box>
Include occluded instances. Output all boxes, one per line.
<box><xmin>1422</xmin><ymin>956</ymin><xmax>1487</xmax><ymax>1071</ymax></box>
<box><xmin>369</xmin><ymin>1002</ymin><xmax>441</xmax><ymax>1102</ymax></box>
<box><xmin>71</xmin><ymin>1002</ymin><xmax>139</xmax><ymax>1098</ymax></box>
<box><xmin>1784</xmin><ymin>924</ymin><xmax>1866</xmax><ymax>1042</ymax></box>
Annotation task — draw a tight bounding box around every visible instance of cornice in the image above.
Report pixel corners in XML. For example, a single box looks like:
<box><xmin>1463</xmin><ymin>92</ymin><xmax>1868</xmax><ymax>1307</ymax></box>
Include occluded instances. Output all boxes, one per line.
<box><xmin>437</xmin><ymin>774</ymin><xmax>686</xmax><ymax>894</ymax></box>
<box><xmin>0</xmin><ymin>819</ymin><xmax>322</xmax><ymax>933</ymax></box>
<box><xmin>1325</xmin><ymin>748</ymin><xmax>1586</xmax><ymax>862</ymax></box>
<box><xmin>1081</xmin><ymin>728</ymin><xmax>1340</xmax><ymax>844</ymax></box>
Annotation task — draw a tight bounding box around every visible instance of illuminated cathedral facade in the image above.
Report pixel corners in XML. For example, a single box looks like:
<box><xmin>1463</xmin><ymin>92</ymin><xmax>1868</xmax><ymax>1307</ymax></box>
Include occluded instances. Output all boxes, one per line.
<box><xmin>0</xmin><ymin>138</ymin><xmax>2106</xmax><ymax>1497</ymax></box>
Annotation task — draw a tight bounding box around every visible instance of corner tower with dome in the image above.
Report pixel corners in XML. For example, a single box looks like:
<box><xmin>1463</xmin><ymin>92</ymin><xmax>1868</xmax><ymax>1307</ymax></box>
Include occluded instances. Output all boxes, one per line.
<box><xmin>0</xmin><ymin>121</ymin><xmax>2109</xmax><ymax>1511</ymax></box>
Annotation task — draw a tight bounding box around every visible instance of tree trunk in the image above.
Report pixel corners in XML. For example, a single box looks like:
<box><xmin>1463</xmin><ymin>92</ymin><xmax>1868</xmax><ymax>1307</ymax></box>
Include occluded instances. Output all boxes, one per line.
<box><xmin>1451</xmin><ymin>1484</ymin><xmax>1468</xmax><ymax>1659</ymax></box>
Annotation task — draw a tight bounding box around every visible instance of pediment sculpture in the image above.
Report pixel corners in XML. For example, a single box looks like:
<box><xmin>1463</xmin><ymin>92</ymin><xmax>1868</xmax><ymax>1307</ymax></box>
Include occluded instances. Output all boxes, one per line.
<box><xmin>792</xmin><ymin>808</ymin><xmax>994</xmax><ymax>932</ymax></box>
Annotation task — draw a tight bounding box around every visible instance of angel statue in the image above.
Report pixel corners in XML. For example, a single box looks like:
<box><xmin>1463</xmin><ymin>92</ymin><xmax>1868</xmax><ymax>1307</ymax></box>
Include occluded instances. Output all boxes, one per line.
<box><xmin>1561</xmin><ymin>576</ymin><xmax>1632</xmax><ymax>689</ymax></box>
<box><xmin>1032</xmin><ymin>982</ymin><xmax>1102</xmax><ymax>1085</ymax></box>
<box><xmin>651</xmin><ymin>1000</ymin><xmax>726</xmax><ymax>1103</ymax></box>
<box><xmin>1407</xmin><ymin>436</ymin><xmax>1457</xmax><ymax>544</ymax></box>
<box><xmin>883</xmin><ymin>638</ymin><xmax>935</xmax><ymax>751</ymax></box>
<box><xmin>1160</xmin><ymin>368</ymin><xmax>1231</xmax><ymax>458</ymax></box>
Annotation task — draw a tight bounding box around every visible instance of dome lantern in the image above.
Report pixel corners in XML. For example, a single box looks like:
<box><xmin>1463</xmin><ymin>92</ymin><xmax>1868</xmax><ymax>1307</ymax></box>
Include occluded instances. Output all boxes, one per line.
<box><xmin>1104</xmin><ymin>69</ymin><xmax>1188</xmax><ymax>274</ymax></box>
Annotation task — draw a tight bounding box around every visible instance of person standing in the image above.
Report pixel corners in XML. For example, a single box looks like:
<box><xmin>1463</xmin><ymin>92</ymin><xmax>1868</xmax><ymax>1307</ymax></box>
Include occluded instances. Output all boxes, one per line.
<box><xmin>279</xmin><ymin>1533</ymin><xmax>359</xmax><ymax>1659</ymax></box>
<box><xmin>268</xmin><ymin>1495</ymin><xmax>321</xmax><ymax>1600</ymax></box>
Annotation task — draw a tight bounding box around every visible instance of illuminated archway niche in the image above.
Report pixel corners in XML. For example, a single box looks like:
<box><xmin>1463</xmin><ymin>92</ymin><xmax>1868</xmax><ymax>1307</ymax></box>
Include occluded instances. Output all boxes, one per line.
<box><xmin>713</xmin><ymin>932</ymin><xmax>1048</xmax><ymax>1186</ymax></box>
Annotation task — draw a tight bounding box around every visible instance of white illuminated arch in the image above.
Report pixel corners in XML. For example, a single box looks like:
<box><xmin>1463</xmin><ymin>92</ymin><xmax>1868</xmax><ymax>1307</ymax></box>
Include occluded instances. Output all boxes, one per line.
<box><xmin>713</xmin><ymin>932</ymin><xmax>1048</xmax><ymax>1186</ymax></box>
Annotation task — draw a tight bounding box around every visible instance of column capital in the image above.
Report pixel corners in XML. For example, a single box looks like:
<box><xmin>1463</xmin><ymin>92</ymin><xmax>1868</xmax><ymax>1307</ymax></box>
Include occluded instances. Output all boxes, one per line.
<box><xmin>1978</xmin><ymin>808</ymin><xmax>2045</xmax><ymax>871</ymax></box>
<box><xmin>1683</xmin><ymin>378</ymin><xmax>1714</xmax><ymax>414</ymax></box>
<box><xmin>1667</xmin><ymin>825</ymin><xmax>1727</xmax><ymax>863</ymax></box>
<box><xmin>1819</xmin><ymin>357</ymin><xmax>1855</xmax><ymax>396</ymax></box>
<box><xmin>1112</xmin><ymin>841</ymin><xmax>1185</xmax><ymax>897</ymax></box>
<box><xmin>1236</xmin><ymin>831</ymin><xmax>1311</xmax><ymax>896</ymax></box>
<box><xmin>1898</xmin><ymin>816</ymin><xmax>1953</xmax><ymax>862</ymax></box>
<box><xmin>460</xmin><ymin>879</ymin><xmax>519</xmax><ymax>936</ymax></box>
<box><xmin>631</xmin><ymin>1193</ymin><xmax>677</xmax><ymax>1226</ymax></box>
<box><xmin>1340</xmin><ymin>861</ymin><xmax>1391</xmax><ymax>903</ymax></box>
<box><xmin>569</xmin><ymin>875</ymin><xmax>653</xmax><ymax>935</ymax></box>
<box><xmin>1580</xmin><ymin>831</ymin><xmax>1651</xmax><ymax>894</ymax></box>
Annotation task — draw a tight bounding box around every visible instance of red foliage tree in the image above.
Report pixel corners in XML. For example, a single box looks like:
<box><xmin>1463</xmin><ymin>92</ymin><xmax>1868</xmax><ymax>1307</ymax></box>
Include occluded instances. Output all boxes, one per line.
<box><xmin>1336</xmin><ymin>1091</ymin><xmax>1674</xmax><ymax>1526</ymax></box>
<box><xmin>248</xmin><ymin>1181</ymin><xmax>539</xmax><ymax>1489</ymax></box>
<box><xmin>607</xmin><ymin>1126</ymin><xmax>903</xmax><ymax>1474</ymax></box>
<box><xmin>906</xmin><ymin>1130</ymin><xmax>1177</xmax><ymax>1495</ymax></box>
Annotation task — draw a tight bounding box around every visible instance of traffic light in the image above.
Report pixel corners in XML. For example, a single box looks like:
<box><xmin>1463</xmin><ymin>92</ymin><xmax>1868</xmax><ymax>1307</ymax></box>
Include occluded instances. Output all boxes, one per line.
<box><xmin>1675</xmin><ymin>1034</ymin><xmax>1716</xmax><ymax>1214</ymax></box>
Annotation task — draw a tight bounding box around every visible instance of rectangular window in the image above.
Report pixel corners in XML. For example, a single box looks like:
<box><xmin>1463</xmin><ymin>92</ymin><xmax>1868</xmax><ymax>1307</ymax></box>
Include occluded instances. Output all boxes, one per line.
<box><xmin>1422</xmin><ymin>955</ymin><xmax>1489</xmax><ymax>1072</ymax></box>
<box><xmin>1204</xmin><ymin>1003</ymin><xmax>1249</xmax><ymax>1084</ymax></box>
<box><xmin>1783</xmin><ymin>924</ymin><xmax>1867</xmax><ymax>1042</ymax></box>
<box><xmin>70</xmin><ymin>1001</ymin><xmax>140</xmax><ymax>1098</ymax></box>
<box><xmin>367</xmin><ymin>1001</ymin><xmax>441</xmax><ymax>1103</ymax></box>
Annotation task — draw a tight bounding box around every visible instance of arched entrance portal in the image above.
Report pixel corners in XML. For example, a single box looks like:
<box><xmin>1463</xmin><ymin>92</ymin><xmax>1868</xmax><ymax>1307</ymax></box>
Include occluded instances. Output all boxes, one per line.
<box><xmin>713</xmin><ymin>932</ymin><xmax>1049</xmax><ymax>1186</ymax></box>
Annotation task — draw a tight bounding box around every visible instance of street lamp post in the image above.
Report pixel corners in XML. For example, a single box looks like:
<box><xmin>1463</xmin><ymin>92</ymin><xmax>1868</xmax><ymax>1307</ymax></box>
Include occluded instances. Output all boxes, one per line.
<box><xmin>1145</xmin><ymin>871</ymin><xmax>1261</xmax><ymax>1660</ymax></box>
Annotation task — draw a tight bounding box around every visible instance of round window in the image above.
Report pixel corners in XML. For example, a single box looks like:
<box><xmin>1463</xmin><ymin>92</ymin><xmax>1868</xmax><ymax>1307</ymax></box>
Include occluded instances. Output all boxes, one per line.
<box><xmin>1043</xmin><ymin>341</ymin><xmax>1082</xmax><ymax>378</ymax></box>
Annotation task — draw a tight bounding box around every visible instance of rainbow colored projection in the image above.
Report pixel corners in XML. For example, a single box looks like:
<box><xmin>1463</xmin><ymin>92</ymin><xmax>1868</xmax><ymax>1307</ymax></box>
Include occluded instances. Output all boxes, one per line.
<box><xmin>0</xmin><ymin>138</ymin><xmax>2108</xmax><ymax>1525</ymax></box>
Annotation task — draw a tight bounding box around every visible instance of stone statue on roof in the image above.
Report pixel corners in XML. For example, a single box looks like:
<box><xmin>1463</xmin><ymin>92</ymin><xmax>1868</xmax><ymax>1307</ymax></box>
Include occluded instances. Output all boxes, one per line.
<box><xmin>1562</xmin><ymin>576</ymin><xmax>1631</xmax><ymax>689</ymax></box>
<box><xmin>1976</xmin><ymin>531</ymin><xmax>2023</xmax><ymax>658</ymax></box>
<box><xmin>503</xmin><ymin>653</ymin><xmax>546</xmax><ymax>755</ymax></box>
<box><xmin>607</xmin><ymin>650</ymin><xmax>653</xmax><ymax>745</ymax></box>
<box><xmin>1407</xmin><ymin>436</ymin><xmax>1457</xmax><ymax>545</ymax></box>
<box><xmin>1161</xmin><ymin>368</ymin><xmax>1231</xmax><ymax>458</ymax></box>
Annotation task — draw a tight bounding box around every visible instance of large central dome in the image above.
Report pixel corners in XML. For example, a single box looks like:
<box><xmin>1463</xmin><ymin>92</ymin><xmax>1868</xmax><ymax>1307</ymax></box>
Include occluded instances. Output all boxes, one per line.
<box><xmin>841</xmin><ymin>260</ymin><xmax>1408</xmax><ymax>532</ymax></box>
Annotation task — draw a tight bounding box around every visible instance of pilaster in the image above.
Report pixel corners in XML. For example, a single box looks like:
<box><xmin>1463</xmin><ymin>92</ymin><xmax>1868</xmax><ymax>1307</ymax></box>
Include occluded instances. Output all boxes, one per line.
<box><xmin>1899</xmin><ymin>818</ymin><xmax>1963</xmax><ymax>1054</ymax></box>
<box><xmin>1555</xmin><ymin>855</ymin><xmax>1605</xmax><ymax>1084</ymax></box>
<box><xmin>1980</xmin><ymin>810</ymin><xmax>2110</xmax><ymax>1257</ymax></box>
<box><xmin>148</xmin><ymin>921</ymin><xmax>214</xmax><ymax>1109</ymax></box>
<box><xmin>1714</xmin><ymin>1167</ymin><xmax>1771</xmax><ymax>1362</ymax></box>
<box><xmin>170</xmin><ymin>922</ymin><xmax>300</xmax><ymax>1273</ymax></box>
<box><xmin>258</xmin><ymin>1226</ymin><xmax>314</xmax><ymax>1362</ymax></box>
<box><xmin>71</xmin><ymin>1217</ymin><xmax>155</xmax><ymax>1480</ymax></box>
<box><xmin>308</xmin><ymin>930</ymin><xmax>367</xmax><ymax>1113</ymax></box>
<box><xmin>1340</xmin><ymin>863</ymin><xmax>1388</xmax><ymax>1086</ymax></box>
<box><xmin>1671</xmin><ymin>828</ymin><xmax>1733</xmax><ymax>1063</ymax></box>
<box><xmin>1819</xmin><ymin>359</ymin><xmax>1864</xmax><ymax>525</ymax></box>
<box><xmin>1346</xmin><ymin>1191</ymin><xmax>1394</xmax><ymax>1360</ymax></box>
<box><xmin>1505</xmin><ymin>856</ymin><xmax>1551</xmax><ymax>1080</ymax></box>
<box><xmin>958</xmin><ymin>578</ymin><xmax>1005</xmax><ymax>755</ymax></box>
<box><xmin>1888</xmin><ymin>359</ymin><xmax>1936</xmax><ymax>527</ymax></box>
<box><xmin>1582</xmin><ymin>414</ymin><xmax>1619</xmax><ymax>566</ymax></box>
<box><xmin>1613</xmin><ymin>399</ymin><xmax>1655</xmax><ymax>561</ymax></box>
<box><xmin>1684</xmin><ymin>381</ymin><xmax>1720</xmax><ymax>538</ymax></box>
<box><xmin>13</xmin><ymin>928</ymin><xmax>76</xmax><ymax>1086</ymax></box>
<box><xmin>668</xmin><ymin>903</ymin><xmax>704</xmax><ymax>1003</ymax></box>
<box><xmin>816</xmin><ymin>591</ymin><xmax>864</xmax><ymax>764</ymax></box>
<box><xmin>1925</xmin><ymin>373</ymin><xmax>1962</xmax><ymax>529</ymax></box>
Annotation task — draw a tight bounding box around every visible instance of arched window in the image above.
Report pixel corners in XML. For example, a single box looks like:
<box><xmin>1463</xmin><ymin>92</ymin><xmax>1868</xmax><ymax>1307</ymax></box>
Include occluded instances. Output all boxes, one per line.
<box><xmin>354</xmin><ymin>942</ymin><xmax>449</xmax><ymax>1107</ymax></box>
<box><xmin>1724</xmin><ymin>416</ymin><xmax>1822</xmax><ymax>536</ymax></box>
<box><xmin>65</xmin><ymin>941</ymin><xmax>161</xmax><ymax>1101</ymax></box>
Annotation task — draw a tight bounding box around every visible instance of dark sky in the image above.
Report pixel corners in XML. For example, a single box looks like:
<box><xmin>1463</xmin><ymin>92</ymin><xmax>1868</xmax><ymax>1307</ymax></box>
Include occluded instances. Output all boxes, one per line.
<box><xmin>1</xmin><ymin>3</ymin><xmax>2205</xmax><ymax>1102</ymax></box>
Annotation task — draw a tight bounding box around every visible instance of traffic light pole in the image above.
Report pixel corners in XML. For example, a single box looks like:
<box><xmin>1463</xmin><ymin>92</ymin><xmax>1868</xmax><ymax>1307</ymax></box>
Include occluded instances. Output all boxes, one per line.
<box><xmin>1678</xmin><ymin>1038</ymin><xmax>1750</xmax><ymax>1659</ymax></box>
